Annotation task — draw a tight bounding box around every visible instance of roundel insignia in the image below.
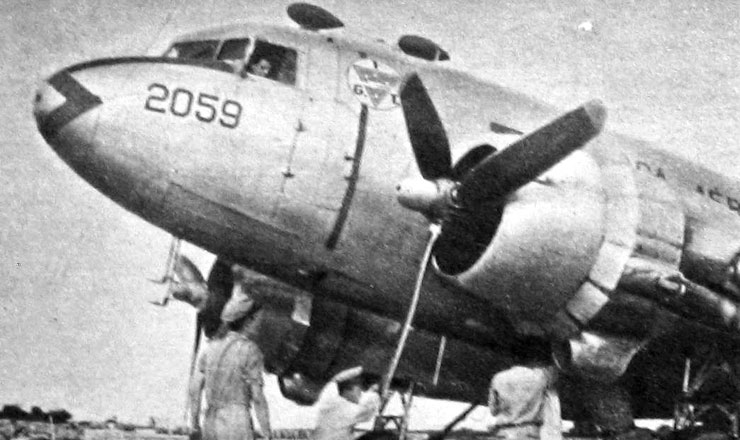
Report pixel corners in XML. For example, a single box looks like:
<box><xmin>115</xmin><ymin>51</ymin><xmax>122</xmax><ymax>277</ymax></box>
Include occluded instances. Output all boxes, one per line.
<box><xmin>347</xmin><ymin>59</ymin><xmax>401</xmax><ymax>110</ymax></box>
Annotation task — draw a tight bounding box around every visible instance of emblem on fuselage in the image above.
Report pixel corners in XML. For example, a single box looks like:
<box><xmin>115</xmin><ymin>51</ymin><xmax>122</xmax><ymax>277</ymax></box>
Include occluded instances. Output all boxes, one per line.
<box><xmin>347</xmin><ymin>59</ymin><xmax>401</xmax><ymax>110</ymax></box>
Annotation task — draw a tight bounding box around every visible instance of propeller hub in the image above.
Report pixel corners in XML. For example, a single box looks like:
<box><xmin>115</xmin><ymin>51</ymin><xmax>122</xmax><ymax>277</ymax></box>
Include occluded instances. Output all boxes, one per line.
<box><xmin>396</xmin><ymin>177</ymin><xmax>458</xmax><ymax>219</ymax></box>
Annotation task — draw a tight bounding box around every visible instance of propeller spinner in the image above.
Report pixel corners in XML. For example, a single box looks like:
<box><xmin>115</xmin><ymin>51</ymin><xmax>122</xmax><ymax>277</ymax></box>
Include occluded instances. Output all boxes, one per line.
<box><xmin>396</xmin><ymin>73</ymin><xmax>606</xmax><ymax>220</ymax></box>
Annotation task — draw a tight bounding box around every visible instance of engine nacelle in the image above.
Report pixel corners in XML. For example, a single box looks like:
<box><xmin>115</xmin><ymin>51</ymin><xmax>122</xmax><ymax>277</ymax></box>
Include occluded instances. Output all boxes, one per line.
<box><xmin>430</xmin><ymin>151</ymin><xmax>708</xmax><ymax>381</ymax></box>
<box><xmin>433</xmin><ymin>151</ymin><xmax>606</xmax><ymax>336</ymax></box>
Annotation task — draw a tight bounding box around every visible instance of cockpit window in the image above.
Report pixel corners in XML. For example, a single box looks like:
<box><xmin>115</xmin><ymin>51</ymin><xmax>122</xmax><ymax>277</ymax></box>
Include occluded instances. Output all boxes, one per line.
<box><xmin>162</xmin><ymin>38</ymin><xmax>298</xmax><ymax>84</ymax></box>
<box><xmin>165</xmin><ymin>40</ymin><xmax>220</xmax><ymax>60</ymax></box>
<box><xmin>218</xmin><ymin>39</ymin><xmax>250</xmax><ymax>62</ymax></box>
<box><xmin>217</xmin><ymin>38</ymin><xmax>251</xmax><ymax>75</ymax></box>
<box><xmin>246</xmin><ymin>40</ymin><xmax>297</xmax><ymax>85</ymax></box>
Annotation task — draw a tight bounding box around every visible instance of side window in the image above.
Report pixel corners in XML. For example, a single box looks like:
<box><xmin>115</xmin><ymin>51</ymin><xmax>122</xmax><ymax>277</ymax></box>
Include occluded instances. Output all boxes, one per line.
<box><xmin>164</xmin><ymin>40</ymin><xmax>220</xmax><ymax>60</ymax></box>
<box><xmin>217</xmin><ymin>38</ymin><xmax>251</xmax><ymax>75</ymax></box>
<box><xmin>246</xmin><ymin>40</ymin><xmax>298</xmax><ymax>86</ymax></box>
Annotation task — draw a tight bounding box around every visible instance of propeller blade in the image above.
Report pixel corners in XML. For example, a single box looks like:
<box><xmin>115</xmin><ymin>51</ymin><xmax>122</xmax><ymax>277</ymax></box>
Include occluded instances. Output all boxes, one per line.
<box><xmin>174</xmin><ymin>255</ymin><xmax>206</xmax><ymax>284</ymax></box>
<box><xmin>189</xmin><ymin>317</ymin><xmax>203</xmax><ymax>377</ymax></box>
<box><xmin>400</xmin><ymin>73</ymin><xmax>452</xmax><ymax>180</ymax></box>
<box><xmin>169</xmin><ymin>254</ymin><xmax>209</xmax><ymax>309</ymax></box>
<box><xmin>456</xmin><ymin>100</ymin><xmax>606</xmax><ymax>206</ymax></box>
<box><xmin>200</xmin><ymin>258</ymin><xmax>234</xmax><ymax>338</ymax></box>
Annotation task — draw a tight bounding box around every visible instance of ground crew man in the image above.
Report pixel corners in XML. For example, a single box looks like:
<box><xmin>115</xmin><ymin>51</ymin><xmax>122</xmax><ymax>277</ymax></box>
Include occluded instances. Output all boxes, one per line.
<box><xmin>489</xmin><ymin>347</ymin><xmax>562</xmax><ymax>440</ymax></box>
<box><xmin>189</xmin><ymin>268</ymin><xmax>271</xmax><ymax>440</ymax></box>
<box><xmin>312</xmin><ymin>366</ymin><xmax>381</xmax><ymax>440</ymax></box>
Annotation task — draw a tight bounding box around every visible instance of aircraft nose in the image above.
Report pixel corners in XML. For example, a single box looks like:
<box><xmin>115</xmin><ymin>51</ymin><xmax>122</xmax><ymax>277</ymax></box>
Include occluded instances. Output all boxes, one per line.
<box><xmin>32</xmin><ymin>69</ymin><xmax>102</xmax><ymax>142</ymax></box>
<box><xmin>33</xmin><ymin>80</ymin><xmax>63</xmax><ymax>139</ymax></box>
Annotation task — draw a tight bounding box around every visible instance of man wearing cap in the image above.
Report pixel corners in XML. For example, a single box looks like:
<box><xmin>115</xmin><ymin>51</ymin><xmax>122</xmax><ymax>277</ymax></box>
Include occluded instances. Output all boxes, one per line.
<box><xmin>312</xmin><ymin>366</ymin><xmax>381</xmax><ymax>440</ymax></box>
<box><xmin>189</xmin><ymin>266</ymin><xmax>271</xmax><ymax>440</ymax></box>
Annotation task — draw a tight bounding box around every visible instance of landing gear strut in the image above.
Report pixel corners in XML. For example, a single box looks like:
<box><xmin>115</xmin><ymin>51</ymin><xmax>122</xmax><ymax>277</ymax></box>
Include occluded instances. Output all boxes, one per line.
<box><xmin>673</xmin><ymin>344</ymin><xmax>740</xmax><ymax>440</ymax></box>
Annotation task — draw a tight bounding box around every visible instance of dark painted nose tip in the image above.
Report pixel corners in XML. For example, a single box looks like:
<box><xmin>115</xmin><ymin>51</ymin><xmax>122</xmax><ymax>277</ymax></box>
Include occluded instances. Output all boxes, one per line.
<box><xmin>33</xmin><ymin>80</ymin><xmax>62</xmax><ymax>139</ymax></box>
<box><xmin>32</xmin><ymin>70</ymin><xmax>102</xmax><ymax>141</ymax></box>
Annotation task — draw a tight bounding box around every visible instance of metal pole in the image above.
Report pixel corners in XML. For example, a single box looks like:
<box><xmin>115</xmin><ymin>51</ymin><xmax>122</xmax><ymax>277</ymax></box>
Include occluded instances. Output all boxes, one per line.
<box><xmin>49</xmin><ymin>415</ymin><xmax>55</xmax><ymax>440</ymax></box>
<box><xmin>379</xmin><ymin>224</ymin><xmax>441</xmax><ymax>410</ymax></box>
<box><xmin>429</xmin><ymin>402</ymin><xmax>480</xmax><ymax>440</ymax></box>
<box><xmin>682</xmin><ymin>357</ymin><xmax>691</xmax><ymax>393</ymax></box>
<box><xmin>432</xmin><ymin>336</ymin><xmax>447</xmax><ymax>386</ymax></box>
<box><xmin>399</xmin><ymin>383</ymin><xmax>415</xmax><ymax>440</ymax></box>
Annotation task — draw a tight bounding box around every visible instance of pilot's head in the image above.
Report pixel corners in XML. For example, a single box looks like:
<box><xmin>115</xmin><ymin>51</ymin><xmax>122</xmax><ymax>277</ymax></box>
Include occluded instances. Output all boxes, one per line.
<box><xmin>249</xmin><ymin>58</ymin><xmax>273</xmax><ymax>77</ymax></box>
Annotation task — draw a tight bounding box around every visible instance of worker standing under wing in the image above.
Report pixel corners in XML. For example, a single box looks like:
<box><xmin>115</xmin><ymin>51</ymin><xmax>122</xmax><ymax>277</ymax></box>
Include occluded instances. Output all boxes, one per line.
<box><xmin>313</xmin><ymin>367</ymin><xmax>382</xmax><ymax>440</ymax></box>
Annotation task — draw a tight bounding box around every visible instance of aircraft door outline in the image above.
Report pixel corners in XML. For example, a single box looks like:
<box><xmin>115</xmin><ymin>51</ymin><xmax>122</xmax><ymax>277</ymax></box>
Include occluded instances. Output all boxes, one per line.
<box><xmin>275</xmin><ymin>37</ymin><xmax>359</xmax><ymax>241</ymax></box>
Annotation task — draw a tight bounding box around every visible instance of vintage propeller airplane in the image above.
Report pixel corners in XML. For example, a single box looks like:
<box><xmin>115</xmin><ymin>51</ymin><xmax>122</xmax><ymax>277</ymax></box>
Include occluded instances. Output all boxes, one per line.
<box><xmin>33</xmin><ymin>2</ymin><xmax>740</xmax><ymax>438</ymax></box>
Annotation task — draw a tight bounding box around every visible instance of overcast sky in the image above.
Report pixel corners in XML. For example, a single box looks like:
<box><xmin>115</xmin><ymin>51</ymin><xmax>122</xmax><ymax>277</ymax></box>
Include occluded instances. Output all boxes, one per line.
<box><xmin>1</xmin><ymin>0</ymin><xmax>738</xmax><ymax>428</ymax></box>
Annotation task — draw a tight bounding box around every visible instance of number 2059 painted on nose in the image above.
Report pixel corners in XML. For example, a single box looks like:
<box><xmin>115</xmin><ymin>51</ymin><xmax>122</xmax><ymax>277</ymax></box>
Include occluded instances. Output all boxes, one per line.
<box><xmin>144</xmin><ymin>83</ymin><xmax>242</xmax><ymax>129</ymax></box>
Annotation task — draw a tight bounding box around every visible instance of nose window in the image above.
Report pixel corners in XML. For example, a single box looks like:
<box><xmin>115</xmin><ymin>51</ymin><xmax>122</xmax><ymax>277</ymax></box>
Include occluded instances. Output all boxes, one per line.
<box><xmin>217</xmin><ymin>38</ymin><xmax>251</xmax><ymax>75</ymax></box>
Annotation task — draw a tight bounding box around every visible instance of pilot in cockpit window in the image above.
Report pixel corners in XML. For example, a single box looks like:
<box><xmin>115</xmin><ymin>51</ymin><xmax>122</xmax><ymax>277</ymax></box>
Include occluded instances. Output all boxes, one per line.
<box><xmin>248</xmin><ymin>57</ymin><xmax>274</xmax><ymax>78</ymax></box>
<box><xmin>245</xmin><ymin>40</ymin><xmax>297</xmax><ymax>86</ymax></box>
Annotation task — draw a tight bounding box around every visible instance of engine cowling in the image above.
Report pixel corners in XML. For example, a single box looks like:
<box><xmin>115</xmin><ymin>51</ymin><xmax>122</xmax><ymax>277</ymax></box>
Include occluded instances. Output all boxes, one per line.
<box><xmin>433</xmin><ymin>151</ymin><xmax>606</xmax><ymax>336</ymax></box>
<box><xmin>431</xmin><ymin>151</ymin><xmax>696</xmax><ymax>381</ymax></box>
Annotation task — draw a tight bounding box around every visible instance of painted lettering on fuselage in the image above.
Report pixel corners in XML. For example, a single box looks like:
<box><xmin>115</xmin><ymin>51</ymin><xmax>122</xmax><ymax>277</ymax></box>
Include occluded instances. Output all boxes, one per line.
<box><xmin>634</xmin><ymin>160</ymin><xmax>740</xmax><ymax>216</ymax></box>
<box><xmin>144</xmin><ymin>83</ymin><xmax>243</xmax><ymax>128</ymax></box>
<box><xmin>635</xmin><ymin>161</ymin><xmax>666</xmax><ymax>180</ymax></box>
<box><xmin>695</xmin><ymin>185</ymin><xmax>740</xmax><ymax>215</ymax></box>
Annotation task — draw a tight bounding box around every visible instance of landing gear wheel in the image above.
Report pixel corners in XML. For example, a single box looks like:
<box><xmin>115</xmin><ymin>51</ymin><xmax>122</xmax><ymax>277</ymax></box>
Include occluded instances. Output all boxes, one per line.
<box><xmin>674</xmin><ymin>401</ymin><xmax>695</xmax><ymax>432</ymax></box>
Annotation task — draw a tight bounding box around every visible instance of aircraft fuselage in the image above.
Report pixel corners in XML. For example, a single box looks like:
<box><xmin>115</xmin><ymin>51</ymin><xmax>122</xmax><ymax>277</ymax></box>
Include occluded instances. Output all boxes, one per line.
<box><xmin>34</xmin><ymin>20</ymin><xmax>740</xmax><ymax>370</ymax></box>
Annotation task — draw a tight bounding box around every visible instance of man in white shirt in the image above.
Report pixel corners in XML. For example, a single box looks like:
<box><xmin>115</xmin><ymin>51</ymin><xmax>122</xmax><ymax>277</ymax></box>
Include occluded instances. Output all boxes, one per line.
<box><xmin>312</xmin><ymin>367</ymin><xmax>381</xmax><ymax>440</ymax></box>
<box><xmin>489</xmin><ymin>347</ymin><xmax>562</xmax><ymax>440</ymax></box>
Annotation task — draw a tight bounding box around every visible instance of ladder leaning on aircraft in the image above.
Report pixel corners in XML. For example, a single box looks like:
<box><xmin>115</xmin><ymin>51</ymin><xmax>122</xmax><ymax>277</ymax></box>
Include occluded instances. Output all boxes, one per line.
<box><xmin>33</xmin><ymin>2</ymin><xmax>740</xmax><ymax>439</ymax></box>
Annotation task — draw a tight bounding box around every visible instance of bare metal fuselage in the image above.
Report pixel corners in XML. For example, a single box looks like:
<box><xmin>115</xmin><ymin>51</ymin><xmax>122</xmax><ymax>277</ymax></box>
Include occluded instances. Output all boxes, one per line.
<box><xmin>34</xmin><ymin>21</ymin><xmax>740</xmax><ymax>414</ymax></box>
